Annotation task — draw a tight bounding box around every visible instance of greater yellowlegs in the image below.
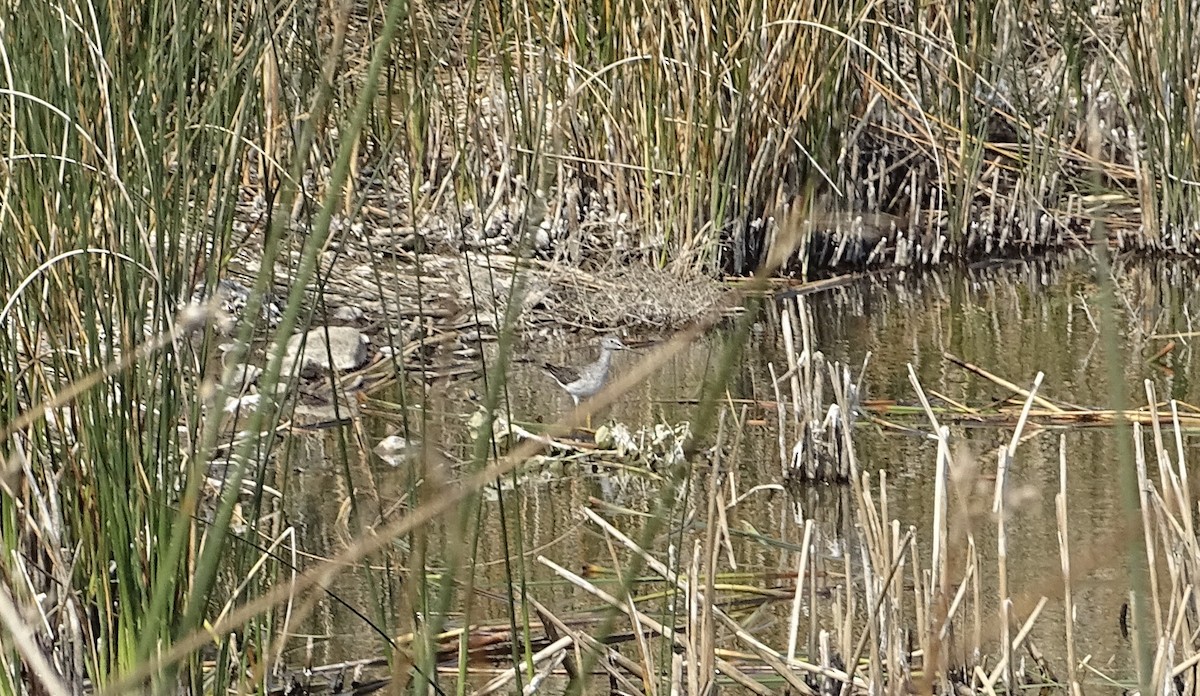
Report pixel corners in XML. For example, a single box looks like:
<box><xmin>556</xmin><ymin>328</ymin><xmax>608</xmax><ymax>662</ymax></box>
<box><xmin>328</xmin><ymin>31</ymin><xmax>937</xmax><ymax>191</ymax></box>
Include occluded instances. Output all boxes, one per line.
<box><xmin>543</xmin><ymin>335</ymin><xmax>629</xmax><ymax>423</ymax></box>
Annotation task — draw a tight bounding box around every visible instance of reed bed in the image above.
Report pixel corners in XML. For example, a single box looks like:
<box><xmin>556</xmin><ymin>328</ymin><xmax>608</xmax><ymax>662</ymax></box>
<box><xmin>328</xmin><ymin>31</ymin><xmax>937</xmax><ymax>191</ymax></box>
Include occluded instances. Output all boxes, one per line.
<box><xmin>2</xmin><ymin>0</ymin><xmax>1199</xmax><ymax>692</ymax></box>
<box><xmin>370</xmin><ymin>375</ymin><xmax>1197</xmax><ymax>695</ymax></box>
<box><xmin>288</xmin><ymin>0</ymin><xmax>1200</xmax><ymax>275</ymax></box>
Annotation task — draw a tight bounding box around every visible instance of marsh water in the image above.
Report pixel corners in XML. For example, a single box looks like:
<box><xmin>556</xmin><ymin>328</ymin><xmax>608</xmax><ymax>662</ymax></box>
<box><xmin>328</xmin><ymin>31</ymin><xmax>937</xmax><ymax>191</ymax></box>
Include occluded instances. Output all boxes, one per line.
<box><xmin>280</xmin><ymin>255</ymin><xmax>1200</xmax><ymax>686</ymax></box>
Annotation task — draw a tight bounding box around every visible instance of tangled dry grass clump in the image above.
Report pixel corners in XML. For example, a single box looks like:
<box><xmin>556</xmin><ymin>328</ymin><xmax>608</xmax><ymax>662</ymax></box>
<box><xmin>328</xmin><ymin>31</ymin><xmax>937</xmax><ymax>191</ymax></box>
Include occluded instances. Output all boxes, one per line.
<box><xmin>253</xmin><ymin>245</ymin><xmax>729</xmax><ymax>337</ymax></box>
<box><xmin>558</xmin><ymin>266</ymin><xmax>731</xmax><ymax>329</ymax></box>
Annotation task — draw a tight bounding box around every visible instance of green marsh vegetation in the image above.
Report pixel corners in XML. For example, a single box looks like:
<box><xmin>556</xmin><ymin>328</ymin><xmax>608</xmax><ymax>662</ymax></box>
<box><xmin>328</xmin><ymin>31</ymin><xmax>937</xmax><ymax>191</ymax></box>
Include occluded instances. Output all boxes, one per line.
<box><xmin>0</xmin><ymin>0</ymin><xmax>1197</xmax><ymax>693</ymax></box>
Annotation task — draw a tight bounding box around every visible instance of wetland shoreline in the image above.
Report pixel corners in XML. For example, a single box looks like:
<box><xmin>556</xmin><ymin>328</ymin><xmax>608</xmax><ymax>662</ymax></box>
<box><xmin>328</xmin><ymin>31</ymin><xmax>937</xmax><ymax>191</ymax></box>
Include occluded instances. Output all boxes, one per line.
<box><xmin>7</xmin><ymin>0</ymin><xmax>1200</xmax><ymax>691</ymax></box>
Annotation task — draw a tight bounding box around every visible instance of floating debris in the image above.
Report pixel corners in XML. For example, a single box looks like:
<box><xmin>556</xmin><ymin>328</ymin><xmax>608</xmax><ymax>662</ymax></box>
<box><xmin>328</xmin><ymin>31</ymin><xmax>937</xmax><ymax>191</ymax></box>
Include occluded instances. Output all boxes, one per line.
<box><xmin>466</xmin><ymin>406</ymin><xmax>516</xmax><ymax>449</ymax></box>
<box><xmin>373</xmin><ymin>434</ymin><xmax>418</xmax><ymax>466</ymax></box>
<box><xmin>593</xmin><ymin>421</ymin><xmax>691</xmax><ymax>470</ymax></box>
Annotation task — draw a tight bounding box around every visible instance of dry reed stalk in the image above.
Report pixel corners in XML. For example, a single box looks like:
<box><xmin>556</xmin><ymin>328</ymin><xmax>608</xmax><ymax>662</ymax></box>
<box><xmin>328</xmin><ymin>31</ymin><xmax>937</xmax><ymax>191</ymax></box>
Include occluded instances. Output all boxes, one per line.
<box><xmin>905</xmin><ymin>366</ymin><xmax>1053</xmax><ymax>692</ymax></box>
<box><xmin>686</xmin><ymin>541</ymin><xmax>701</xmax><ymax>693</ymax></box>
<box><xmin>713</xmin><ymin>407</ymin><xmax>745</xmax><ymax>571</ymax></box>
<box><xmin>0</xmin><ymin>584</ymin><xmax>70</xmax><ymax>696</ymax></box>
<box><xmin>524</xmin><ymin>649</ymin><xmax>570</xmax><ymax>695</ymax></box>
<box><xmin>230</xmin><ymin>526</ymin><xmax>300</xmax><ymax>677</ymax></box>
<box><xmin>1152</xmin><ymin>584</ymin><xmax>1191</xmax><ymax>691</ymax></box>
<box><xmin>527</xmin><ymin>597</ymin><xmax>645</xmax><ymax>695</ymax></box>
<box><xmin>783</xmin><ymin>301</ymin><xmax>803</xmax><ymax>421</ymax></box>
<box><xmin>827</xmin><ymin>357</ymin><xmax>868</xmax><ymax>482</ymax></box>
<box><xmin>475</xmin><ymin>635</ymin><xmax>574</xmax><ymax>696</ymax></box>
<box><xmin>936</xmin><ymin>548</ymin><xmax>976</xmax><ymax>643</ymax></box>
<box><xmin>537</xmin><ymin>555</ymin><xmax>675</xmax><ymax>640</ymax></box>
<box><xmin>841</xmin><ymin>530</ymin><xmax>856</xmax><ymax>658</ymax></box>
<box><xmin>905</xmin><ymin>364</ymin><xmax>950</xmax><ymax>690</ymax></box>
<box><xmin>835</xmin><ymin>521</ymin><xmax>914</xmax><ymax>696</ymax></box>
<box><xmin>807</xmin><ymin>526</ymin><xmax>819</xmax><ymax>682</ymax></box>
<box><xmin>1055</xmin><ymin>436</ymin><xmax>1081</xmax><ymax>696</ymax></box>
<box><xmin>1138</xmin><ymin>393</ymin><xmax>1200</xmax><ymax>693</ymax></box>
<box><xmin>536</xmin><ymin>554</ymin><xmax>781</xmax><ymax>693</ymax></box>
<box><xmin>600</xmin><ymin>536</ymin><xmax>657</xmax><ymax>695</ymax></box>
<box><xmin>768</xmin><ymin>361</ymin><xmax>788</xmax><ymax>477</ymax></box>
<box><xmin>977</xmin><ymin>597</ymin><xmax>1049</xmax><ymax>690</ymax></box>
<box><xmin>785</xmin><ymin>520</ymin><xmax>816</xmax><ymax>662</ymax></box>
<box><xmin>971</xmin><ymin>534</ymin><xmax>981</xmax><ymax>674</ymax></box>
<box><xmin>944</xmin><ymin>354</ymin><xmax>1064</xmax><ymax>414</ymax></box>
<box><xmin>529</xmin><ymin>603</ymin><xmax>581</xmax><ymax>687</ymax></box>
<box><xmin>708</xmin><ymin>610</ymin><xmax>823</xmax><ymax>695</ymax></box>
<box><xmin>1144</xmin><ymin>383</ymin><xmax>1180</xmax><ymax>515</ymax></box>
<box><xmin>992</xmin><ymin>372</ymin><xmax>1044</xmax><ymax>693</ymax></box>
<box><xmin>994</xmin><ymin>371</ymin><xmax>1044</xmax><ymax>510</ymax></box>
<box><xmin>998</xmin><ymin>374</ymin><xmax>1046</xmax><ymax>691</ymax></box>
<box><xmin>925</xmin><ymin>389</ymin><xmax>978</xmax><ymax>415</ymax></box>
<box><xmin>581</xmin><ymin>506</ymin><xmax>849</xmax><ymax>692</ymax></box>
<box><xmin>832</xmin><ymin>570</ymin><xmax>849</xmax><ymax>675</ymax></box>
<box><xmin>669</xmin><ymin>652</ymin><xmax>682</xmax><ymax>696</ymax></box>
<box><xmin>1132</xmin><ymin>423</ymin><xmax>1165</xmax><ymax>639</ymax></box>
<box><xmin>1167</xmin><ymin>402</ymin><xmax>1194</xmax><ymax>544</ymax></box>
<box><xmin>773</xmin><ymin>294</ymin><xmax>865</xmax><ymax>481</ymax></box>
<box><xmin>697</xmin><ymin>421</ymin><xmax>724</xmax><ymax>696</ymax></box>
<box><xmin>910</xmin><ymin>538</ymin><xmax>928</xmax><ymax>676</ymax></box>
<box><xmin>887</xmin><ymin>519</ymin><xmax>906</xmax><ymax>692</ymax></box>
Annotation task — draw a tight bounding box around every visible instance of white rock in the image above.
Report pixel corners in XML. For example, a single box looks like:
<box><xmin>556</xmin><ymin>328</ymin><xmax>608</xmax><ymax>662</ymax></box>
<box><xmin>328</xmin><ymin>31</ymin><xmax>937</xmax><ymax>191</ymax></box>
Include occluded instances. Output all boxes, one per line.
<box><xmin>374</xmin><ymin>435</ymin><xmax>418</xmax><ymax>466</ymax></box>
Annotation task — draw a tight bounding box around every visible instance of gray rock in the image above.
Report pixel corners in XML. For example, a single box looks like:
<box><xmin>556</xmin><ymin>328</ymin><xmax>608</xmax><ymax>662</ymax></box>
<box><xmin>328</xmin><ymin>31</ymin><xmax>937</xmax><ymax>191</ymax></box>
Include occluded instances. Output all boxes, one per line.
<box><xmin>227</xmin><ymin>363</ymin><xmax>262</xmax><ymax>390</ymax></box>
<box><xmin>282</xmin><ymin>326</ymin><xmax>369</xmax><ymax>376</ymax></box>
<box><xmin>191</xmin><ymin>278</ymin><xmax>283</xmax><ymax>333</ymax></box>
<box><xmin>333</xmin><ymin>306</ymin><xmax>366</xmax><ymax>323</ymax></box>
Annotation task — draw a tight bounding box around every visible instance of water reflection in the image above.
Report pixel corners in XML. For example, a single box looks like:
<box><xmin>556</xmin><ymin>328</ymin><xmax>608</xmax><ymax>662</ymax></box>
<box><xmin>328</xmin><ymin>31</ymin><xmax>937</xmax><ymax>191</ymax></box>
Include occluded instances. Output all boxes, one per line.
<box><xmin>290</xmin><ymin>256</ymin><xmax>1200</xmax><ymax>687</ymax></box>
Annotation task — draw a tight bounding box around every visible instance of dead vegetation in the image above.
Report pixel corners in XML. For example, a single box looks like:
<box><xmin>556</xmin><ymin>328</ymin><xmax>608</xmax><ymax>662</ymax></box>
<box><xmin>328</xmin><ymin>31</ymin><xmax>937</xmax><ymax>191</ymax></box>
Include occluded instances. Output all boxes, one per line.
<box><xmin>5</xmin><ymin>0</ymin><xmax>1200</xmax><ymax>691</ymax></box>
<box><xmin>242</xmin><ymin>0</ymin><xmax>1199</xmax><ymax>279</ymax></box>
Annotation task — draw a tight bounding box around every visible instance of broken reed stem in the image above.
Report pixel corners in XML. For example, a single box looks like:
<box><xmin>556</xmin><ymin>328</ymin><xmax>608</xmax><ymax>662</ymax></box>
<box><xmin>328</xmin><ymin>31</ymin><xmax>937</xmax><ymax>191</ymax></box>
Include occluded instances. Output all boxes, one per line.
<box><xmin>1169</xmin><ymin>401</ymin><xmax>1194</xmax><ymax>543</ymax></box>
<box><xmin>906</xmin><ymin>363</ymin><xmax>951</xmax><ymax>690</ymax></box>
<box><xmin>595</xmin><ymin>532</ymin><xmax>656</xmax><ymax>696</ymax></box>
<box><xmin>527</xmin><ymin>596</ymin><xmax>646</xmax><ymax>695</ymax></box>
<box><xmin>687</xmin><ymin>540</ymin><xmax>700</xmax><ymax>696</ymax></box>
<box><xmin>836</xmin><ymin>524</ymin><xmax>914</xmax><ymax>696</ymax></box>
<box><xmin>827</xmin><ymin>359</ymin><xmax>862</xmax><ymax>482</ymax></box>
<box><xmin>716</xmin><ymin>406</ymin><xmax>748</xmax><ymax>571</ymax></box>
<box><xmin>768</xmin><ymin>361</ymin><xmax>788</xmax><ymax>477</ymax></box>
<box><xmin>781</xmin><ymin>302</ymin><xmax>801</xmax><ymax>420</ymax></box>
<box><xmin>1144</xmin><ymin>382</ymin><xmax>1179</xmax><ymax>518</ymax></box>
<box><xmin>575</xmin><ymin>509</ymin><xmax>851</xmax><ymax>692</ymax></box>
<box><xmin>993</xmin><ymin>372</ymin><xmax>1043</xmax><ymax>693</ymax></box>
<box><xmin>537</xmin><ymin>553</ymin><xmax>820</xmax><ymax>693</ymax></box>
<box><xmin>475</xmin><ymin>635</ymin><xmax>574</xmax><ymax>696</ymax></box>
<box><xmin>945</xmin><ymin>354</ymin><xmax>1064</xmax><ymax>413</ymax></box>
<box><xmin>1056</xmin><ymin>434</ymin><xmax>1082</xmax><ymax>696</ymax></box>
<box><xmin>936</xmin><ymin>549</ymin><xmax>976</xmax><ymax>643</ymax></box>
<box><xmin>786</xmin><ymin>520</ymin><xmax>816</xmax><ymax>662</ymax></box>
<box><xmin>0</xmin><ymin>583</ymin><xmax>71</xmax><ymax>696</ymax></box>
<box><xmin>1132</xmin><ymin>422</ymin><xmax>1165</xmax><ymax>639</ymax></box>
<box><xmin>977</xmin><ymin>597</ymin><xmax>1050</xmax><ymax>690</ymax></box>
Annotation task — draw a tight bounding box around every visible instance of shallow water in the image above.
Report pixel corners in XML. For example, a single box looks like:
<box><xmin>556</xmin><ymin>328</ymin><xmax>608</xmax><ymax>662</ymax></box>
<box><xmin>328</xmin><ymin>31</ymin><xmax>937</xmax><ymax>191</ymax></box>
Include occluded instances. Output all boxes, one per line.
<box><xmin>284</xmin><ymin>255</ymin><xmax>1200</xmax><ymax>688</ymax></box>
